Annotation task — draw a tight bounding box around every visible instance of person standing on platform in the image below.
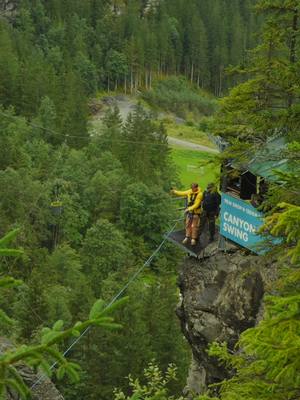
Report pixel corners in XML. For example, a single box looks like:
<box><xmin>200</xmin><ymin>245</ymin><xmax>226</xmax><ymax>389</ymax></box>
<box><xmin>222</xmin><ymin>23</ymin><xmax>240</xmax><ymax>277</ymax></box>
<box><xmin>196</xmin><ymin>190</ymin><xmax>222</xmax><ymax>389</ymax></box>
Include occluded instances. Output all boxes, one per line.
<box><xmin>171</xmin><ymin>183</ymin><xmax>203</xmax><ymax>245</ymax></box>
<box><xmin>199</xmin><ymin>182</ymin><xmax>221</xmax><ymax>242</ymax></box>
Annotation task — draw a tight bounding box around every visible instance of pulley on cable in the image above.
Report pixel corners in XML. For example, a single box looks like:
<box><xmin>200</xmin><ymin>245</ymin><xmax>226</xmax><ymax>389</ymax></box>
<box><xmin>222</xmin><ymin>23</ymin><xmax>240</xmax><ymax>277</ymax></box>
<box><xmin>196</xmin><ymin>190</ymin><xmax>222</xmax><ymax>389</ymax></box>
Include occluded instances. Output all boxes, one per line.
<box><xmin>50</xmin><ymin>182</ymin><xmax>64</xmax><ymax>250</ymax></box>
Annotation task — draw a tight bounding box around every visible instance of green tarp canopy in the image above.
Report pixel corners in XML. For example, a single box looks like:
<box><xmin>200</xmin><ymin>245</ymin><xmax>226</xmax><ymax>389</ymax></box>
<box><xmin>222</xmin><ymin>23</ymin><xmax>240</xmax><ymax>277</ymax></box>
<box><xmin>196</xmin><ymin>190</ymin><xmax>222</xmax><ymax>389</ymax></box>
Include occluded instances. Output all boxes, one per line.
<box><xmin>246</xmin><ymin>136</ymin><xmax>289</xmax><ymax>182</ymax></box>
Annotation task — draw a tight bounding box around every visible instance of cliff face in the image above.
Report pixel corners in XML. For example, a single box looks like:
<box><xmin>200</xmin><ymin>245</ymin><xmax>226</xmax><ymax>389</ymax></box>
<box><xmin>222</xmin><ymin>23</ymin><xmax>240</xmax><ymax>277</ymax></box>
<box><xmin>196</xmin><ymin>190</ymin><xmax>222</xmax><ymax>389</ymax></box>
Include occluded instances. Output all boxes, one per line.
<box><xmin>177</xmin><ymin>245</ymin><xmax>274</xmax><ymax>395</ymax></box>
<box><xmin>0</xmin><ymin>338</ymin><xmax>63</xmax><ymax>400</ymax></box>
<box><xmin>0</xmin><ymin>0</ymin><xmax>19</xmax><ymax>17</ymax></box>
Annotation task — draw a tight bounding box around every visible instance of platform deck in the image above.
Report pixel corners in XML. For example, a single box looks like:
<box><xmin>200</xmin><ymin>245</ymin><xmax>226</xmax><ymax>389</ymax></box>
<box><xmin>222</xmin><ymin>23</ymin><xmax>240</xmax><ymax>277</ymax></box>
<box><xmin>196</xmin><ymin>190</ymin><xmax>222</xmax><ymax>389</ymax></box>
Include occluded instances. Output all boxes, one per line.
<box><xmin>166</xmin><ymin>228</ymin><xmax>219</xmax><ymax>257</ymax></box>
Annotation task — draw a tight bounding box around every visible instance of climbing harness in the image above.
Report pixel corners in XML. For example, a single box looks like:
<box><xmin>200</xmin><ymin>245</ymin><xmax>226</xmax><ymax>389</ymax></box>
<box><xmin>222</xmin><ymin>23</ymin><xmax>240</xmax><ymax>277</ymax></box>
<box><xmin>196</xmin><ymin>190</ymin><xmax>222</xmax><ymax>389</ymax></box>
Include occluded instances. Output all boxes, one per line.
<box><xmin>186</xmin><ymin>212</ymin><xmax>194</xmax><ymax>229</ymax></box>
<box><xmin>187</xmin><ymin>192</ymin><xmax>197</xmax><ymax>209</ymax></box>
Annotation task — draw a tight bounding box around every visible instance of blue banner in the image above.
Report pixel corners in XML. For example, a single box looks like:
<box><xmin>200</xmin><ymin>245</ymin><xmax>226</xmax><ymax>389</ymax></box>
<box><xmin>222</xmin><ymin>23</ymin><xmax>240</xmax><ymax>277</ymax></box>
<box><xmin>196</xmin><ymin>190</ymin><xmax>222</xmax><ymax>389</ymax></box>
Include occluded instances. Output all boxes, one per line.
<box><xmin>220</xmin><ymin>193</ymin><xmax>264</xmax><ymax>252</ymax></box>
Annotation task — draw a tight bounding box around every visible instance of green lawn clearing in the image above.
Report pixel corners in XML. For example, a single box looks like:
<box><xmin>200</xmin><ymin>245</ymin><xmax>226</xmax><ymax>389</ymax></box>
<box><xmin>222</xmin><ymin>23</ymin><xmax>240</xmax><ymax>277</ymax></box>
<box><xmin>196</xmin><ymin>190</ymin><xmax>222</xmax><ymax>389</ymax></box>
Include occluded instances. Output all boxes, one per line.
<box><xmin>171</xmin><ymin>146</ymin><xmax>219</xmax><ymax>189</ymax></box>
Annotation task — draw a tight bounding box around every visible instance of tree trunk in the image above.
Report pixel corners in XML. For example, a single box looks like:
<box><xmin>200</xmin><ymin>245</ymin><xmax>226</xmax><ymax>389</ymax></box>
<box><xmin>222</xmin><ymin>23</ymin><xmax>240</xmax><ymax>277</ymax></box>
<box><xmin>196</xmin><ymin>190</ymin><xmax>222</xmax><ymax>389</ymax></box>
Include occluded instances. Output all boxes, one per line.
<box><xmin>288</xmin><ymin>8</ymin><xmax>298</xmax><ymax>107</ymax></box>
<box><xmin>130</xmin><ymin>68</ymin><xmax>133</xmax><ymax>94</ymax></box>
<box><xmin>191</xmin><ymin>63</ymin><xmax>194</xmax><ymax>83</ymax></box>
<box><xmin>290</xmin><ymin>9</ymin><xmax>298</xmax><ymax>64</ymax></box>
<box><xmin>134</xmin><ymin>73</ymin><xmax>138</xmax><ymax>92</ymax></box>
<box><xmin>184</xmin><ymin>63</ymin><xmax>188</xmax><ymax>79</ymax></box>
<box><xmin>124</xmin><ymin>74</ymin><xmax>127</xmax><ymax>94</ymax></box>
<box><xmin>219</xmin><ymin>66</ymin><xmax>223</xmax><ymax>97</ymax></box>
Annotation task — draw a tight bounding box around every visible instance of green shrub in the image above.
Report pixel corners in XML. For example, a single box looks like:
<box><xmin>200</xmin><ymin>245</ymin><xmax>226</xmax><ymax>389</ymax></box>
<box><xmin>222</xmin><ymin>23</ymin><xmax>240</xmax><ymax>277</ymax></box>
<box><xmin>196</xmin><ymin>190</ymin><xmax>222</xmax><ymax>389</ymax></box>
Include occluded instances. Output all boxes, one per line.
<box><xmin>142</xmin><ymin>77</ymin><xmax>217</xmax><ymax>118</ymax></box>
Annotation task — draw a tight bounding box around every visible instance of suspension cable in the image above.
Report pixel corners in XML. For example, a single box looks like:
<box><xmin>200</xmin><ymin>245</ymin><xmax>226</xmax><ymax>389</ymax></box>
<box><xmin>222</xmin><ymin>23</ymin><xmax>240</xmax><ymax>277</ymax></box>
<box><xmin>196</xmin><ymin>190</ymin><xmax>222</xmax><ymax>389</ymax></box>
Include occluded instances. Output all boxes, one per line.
<box><xmin>0</xmin><ymin>110</ymin><xmax>171</xmax><ymax>147</ymax></box>
<box><xmin>31</xmin><ymin>221</ymin><xmax>179</xmax><ymax>390</ymax></box>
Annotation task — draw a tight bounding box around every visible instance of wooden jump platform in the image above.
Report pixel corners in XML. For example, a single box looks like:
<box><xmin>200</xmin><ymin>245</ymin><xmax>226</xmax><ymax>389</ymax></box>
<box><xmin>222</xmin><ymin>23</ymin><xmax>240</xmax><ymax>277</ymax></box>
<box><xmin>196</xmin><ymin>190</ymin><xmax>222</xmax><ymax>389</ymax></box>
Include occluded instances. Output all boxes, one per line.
<box><xmin>165</xmin><ymin>228</ymin><xmax>219</xmax><ymax>258</ymax></box>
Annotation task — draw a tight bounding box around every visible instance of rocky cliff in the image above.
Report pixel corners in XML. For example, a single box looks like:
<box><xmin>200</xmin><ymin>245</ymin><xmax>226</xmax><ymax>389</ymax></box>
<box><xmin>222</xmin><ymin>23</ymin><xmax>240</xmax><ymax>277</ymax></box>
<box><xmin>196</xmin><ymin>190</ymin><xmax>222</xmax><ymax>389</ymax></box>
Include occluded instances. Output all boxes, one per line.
<box><xmin>0</xmin><ymin>0</ymin><xmax>18</xmax><ymax>18</ymax></box>
<box><xmin>177</xmin><ymin>244</ymin><xmax>275</xmax><ymax>395</ymax></box>
<box><xmin>0</xmin><ymin>338</ymin><xmax>63</xmax><ymax>400</ymax></box>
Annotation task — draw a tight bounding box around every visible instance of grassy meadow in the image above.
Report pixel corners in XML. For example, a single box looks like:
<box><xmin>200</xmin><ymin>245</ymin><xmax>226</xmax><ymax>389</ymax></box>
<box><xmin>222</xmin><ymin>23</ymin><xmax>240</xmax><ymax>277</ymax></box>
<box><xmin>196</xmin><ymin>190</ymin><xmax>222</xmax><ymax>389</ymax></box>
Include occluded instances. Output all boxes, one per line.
<box><xmin>164</xmin><ymin>119</ymin><xmax>216</xmax><ymax>148</ymax></box>
<box><xmin>171</xmin><ymin>146</ymin><xmax>219</xmax><ymax>190</ymax></box>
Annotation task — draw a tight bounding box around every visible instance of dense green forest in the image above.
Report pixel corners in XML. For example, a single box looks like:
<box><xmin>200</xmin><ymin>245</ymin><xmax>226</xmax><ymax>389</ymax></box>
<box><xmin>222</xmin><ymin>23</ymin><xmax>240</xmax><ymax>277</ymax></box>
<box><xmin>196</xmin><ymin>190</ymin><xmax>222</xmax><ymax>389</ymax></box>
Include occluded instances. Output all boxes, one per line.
<box><xmin>0</xmin><ymin>100</ymin><xmax>192</xmax><ymax>397</ymax></box>
<box><xmin>0</xmin><ymin>0</ymin><xmax>300</xmax><ymax>399</ymax></box>
<box><xmin>0</xmin><ymin>1</ymin><xmax>202</xmax><ymax>397</ymax></box>
<box><xmin>0</xmin><ymin>0</ymin><xmax>259</xmax><ymax>130</ymax></box>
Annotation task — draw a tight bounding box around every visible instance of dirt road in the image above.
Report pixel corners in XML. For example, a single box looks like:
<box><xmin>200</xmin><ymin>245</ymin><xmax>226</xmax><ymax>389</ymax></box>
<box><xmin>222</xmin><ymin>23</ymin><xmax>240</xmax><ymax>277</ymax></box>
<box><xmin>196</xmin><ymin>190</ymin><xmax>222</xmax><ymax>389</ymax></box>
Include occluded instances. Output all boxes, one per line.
<box><xmin>167</xmin><ymin>137</ymin><xmax>219</xmax><ymax>153</ymax></box>
<box><xmin>100</xmin><ymin>95</ymin><xmax>219</xmax><ymax>153</ymax></box>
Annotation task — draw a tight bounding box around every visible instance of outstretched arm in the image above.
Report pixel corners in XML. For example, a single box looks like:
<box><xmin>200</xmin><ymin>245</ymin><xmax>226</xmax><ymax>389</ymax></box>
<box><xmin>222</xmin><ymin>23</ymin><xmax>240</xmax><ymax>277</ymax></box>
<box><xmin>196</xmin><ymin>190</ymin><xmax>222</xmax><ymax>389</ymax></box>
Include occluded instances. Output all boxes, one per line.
<box><xmin>172</xmin><ymin>189</ymin><xmax>190</xmax><ymax>196</ymax></box>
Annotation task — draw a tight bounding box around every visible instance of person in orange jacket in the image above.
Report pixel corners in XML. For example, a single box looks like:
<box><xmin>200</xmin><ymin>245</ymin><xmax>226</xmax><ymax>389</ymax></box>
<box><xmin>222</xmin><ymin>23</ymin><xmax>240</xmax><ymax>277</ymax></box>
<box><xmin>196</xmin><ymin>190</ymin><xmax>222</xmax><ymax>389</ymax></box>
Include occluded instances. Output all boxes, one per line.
<box><xmin>171</xmin><ymin>183</ymin><xmax>203</xmax><ymax>245</ymax></box>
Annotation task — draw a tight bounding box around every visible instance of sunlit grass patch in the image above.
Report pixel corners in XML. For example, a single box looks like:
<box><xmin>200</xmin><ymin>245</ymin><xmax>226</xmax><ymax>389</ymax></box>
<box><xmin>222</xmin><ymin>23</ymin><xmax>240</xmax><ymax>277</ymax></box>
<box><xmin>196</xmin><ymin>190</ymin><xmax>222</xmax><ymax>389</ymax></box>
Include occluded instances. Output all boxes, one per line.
<box><xmin>165</xmin><ymin>120</ymin><xmax>216</xmax><ymax>148</ymax></box>
<box><xmin>171</xmin><ymin>146</ymin><xmax>219</xmax><ymax>189</ymax></box>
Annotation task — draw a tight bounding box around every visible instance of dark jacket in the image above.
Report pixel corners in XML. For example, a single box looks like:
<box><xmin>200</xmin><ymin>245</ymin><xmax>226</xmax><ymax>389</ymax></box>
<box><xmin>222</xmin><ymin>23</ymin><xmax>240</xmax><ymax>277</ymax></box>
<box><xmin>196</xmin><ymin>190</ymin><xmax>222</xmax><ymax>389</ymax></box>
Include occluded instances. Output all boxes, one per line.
<box><xmin>202</xmin><ymin>190</ymin><xmax>221</xmax><ymax>213</ymax></box>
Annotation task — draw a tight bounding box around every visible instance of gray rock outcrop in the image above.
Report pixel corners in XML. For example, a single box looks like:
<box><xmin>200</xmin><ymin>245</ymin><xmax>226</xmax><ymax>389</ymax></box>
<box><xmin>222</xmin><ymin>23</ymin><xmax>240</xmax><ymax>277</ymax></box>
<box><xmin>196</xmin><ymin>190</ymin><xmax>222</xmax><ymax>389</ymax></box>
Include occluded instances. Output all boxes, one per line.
<box><xmin>177</xmin><ymin>246</ymin><xmax>275</xmax><ymax>395</ymax></box>
<box><xmin>0</xmin><ymin>338</ymin><xmax>64</xmax><ymax>400</ymax></box>
<box><xmin>0</xmin><ymin>0</ymin><xmax>19</xmax><ymax>18</ymax></box>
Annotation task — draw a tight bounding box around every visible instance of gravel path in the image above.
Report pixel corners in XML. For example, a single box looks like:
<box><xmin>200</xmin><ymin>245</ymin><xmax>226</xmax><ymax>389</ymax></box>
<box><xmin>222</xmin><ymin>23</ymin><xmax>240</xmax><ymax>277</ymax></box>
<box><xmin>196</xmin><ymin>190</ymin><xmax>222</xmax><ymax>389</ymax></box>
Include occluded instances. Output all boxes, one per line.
<box><xmin>168</xmin><ymin>137</ymin><xmax>219</xmax><ymax>153</ymax></box>
<box><xmin>113</xmin><ymin>96</ymin><xmax>137</xmax><ymax>120</ymax></box>
<box><xmin>101</xmin><ymin>95</ymin><xmax>219</xmax><ymax>154</ymax></box>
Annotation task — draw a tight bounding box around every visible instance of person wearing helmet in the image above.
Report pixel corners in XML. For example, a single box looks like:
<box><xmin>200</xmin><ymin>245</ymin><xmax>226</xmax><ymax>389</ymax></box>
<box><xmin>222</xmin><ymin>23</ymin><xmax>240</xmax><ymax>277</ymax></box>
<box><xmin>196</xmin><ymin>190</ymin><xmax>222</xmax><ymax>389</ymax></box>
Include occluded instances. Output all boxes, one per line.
<box><xmin>171</xmin><ymin>183</ymin><xmax>203</xmax><ymax>245</ymax></box>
